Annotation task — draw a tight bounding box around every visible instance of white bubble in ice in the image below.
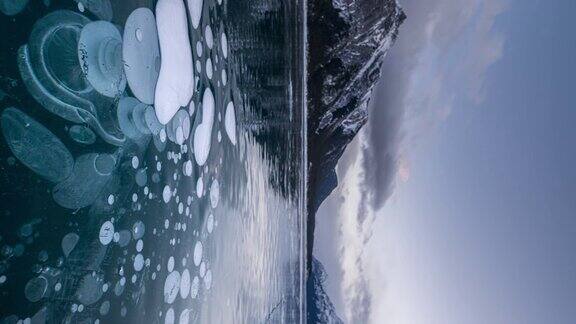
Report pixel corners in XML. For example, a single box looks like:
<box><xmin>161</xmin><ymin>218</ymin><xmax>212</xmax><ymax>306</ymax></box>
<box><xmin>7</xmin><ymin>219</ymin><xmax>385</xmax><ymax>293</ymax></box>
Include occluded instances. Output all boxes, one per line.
<box><xmin>204</xmin><ymin>25</ymin><xmax>213</xmax><ymax>49</ymax></box>
<box><xmin>184</xmin><ymin>160</ymin><xmax>193</xmax><ymax>176</ymax></box>
<box><xmin>155</xmin><ymin>0</ymin><xmax>194</xmax><ymax>124</ymax></box>
<box><xmin>206</xmin><ymin>58</ymin><xmax>213</xmax><ymax>79</ymax></box>
<box><xmin>136</xmin><ymin>239</ymin><xmax>144</xmax><ymax>252</ymax></box>
<box><xmin>221</xmin><ymin>69</ymin><xmax>227</xmax><ymax>85</ymax></box>
<box><xmin>193</xmin><ymin>88</ymin><xmax>215</xmax><ymax>166</ymax></box>
<box><xmin>123</xmin><ymin>8</ymin><xmax>160</xmax><ymax>105</ymax></box>
<box><xmin>134</xmin><ymin>254</ymin><xmax>144</xmax><ymax>271</ymax></box>
<box><xmin>163</xmin><ymin>185</ymin><xmax>172</xmax><ymax>203</ymax></box>
<box><xmin>204</xmin><ymin>269</ymin><xmax>212</xmax><ymax>290</ymax></box>
<box><xmin>206</xmin><ymin>214</ymin><xmax>214</xmax><ymax>234</ymax></box>
<box><xmin>187</xmin><ymin>0</ymin><xmax>203</xmax><ymax>29</ymax></box>
<box><xmin>196</xmin><ymin>41</ymin><xmax>203</xmax><ymax>57</ymax></box>
<box><xmin>108</xmin><ymin>194</ymin><xmax>114</xmax><ymax>205</ymax></box>
<box><xmin>165</xmin><ymin>307</ymin><xmax>175</xmax><ymax>324</ymax></box>
<box><xmin>163</xmin><ymin>271</ymin><xmax>180</xmax><ymax>304</ymax></box>
<box><xmin>131</xmin><ymin>156</ymin><xmax>139</xmax><ymax>169</ymax></box>
<box><xmin>99</xmin><ymin>221</ymin><xmax>114</xmax><ymax>245</ymax></box>
<box><xmin>190</xmin><ymin>276</ymin><xmax>199</xmax><ymax>298</ymax></box>
<box><xmin>193</xmin><ymin>241</ymin><xmax>203</xmax><ymax>266</ymax></box>
<box><xmin>179</xmin><ymin>269</ymin><xmax>190</xmax><ymax>299</ymax></box>
<box><xmin>224</xmin><ymin>101</ymin><xmax>237</xmax><ymax>145</ymax></box>
<box><xmin>199</xmin><ymin>262</ymin><xmax>206</xmax><ymax>278</ymax></box>
<box><xmin>179</xmin><ymin>309</ymin><xmax>190</xmax><ymax>324</ymax></box>
<box><xmin>196</xmin><ymin>176</ymin><xmax>204</xmax><ymax>198</ymax></box>
<box><xmin>209</xmin><ymin>180</ymin><xmax>219</xmax><ymax>208</ymax></box>
<box><xmin>221</xmin><ymin>32</ymin><xmax>228</xmax><ymax>59</ymax></box>
<box><xmin>168</xmin><ymin>256</ymin><xmax>175</xmax><ymax>272</ymax></box>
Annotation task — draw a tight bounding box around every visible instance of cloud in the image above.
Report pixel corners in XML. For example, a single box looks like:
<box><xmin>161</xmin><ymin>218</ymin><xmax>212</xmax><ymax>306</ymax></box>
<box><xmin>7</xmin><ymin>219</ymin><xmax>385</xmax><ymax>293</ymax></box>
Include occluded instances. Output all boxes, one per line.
<box><xmin>328</xmin><ymin>0</ymin><xmax>510</xmax><ymax>322</ymax></box>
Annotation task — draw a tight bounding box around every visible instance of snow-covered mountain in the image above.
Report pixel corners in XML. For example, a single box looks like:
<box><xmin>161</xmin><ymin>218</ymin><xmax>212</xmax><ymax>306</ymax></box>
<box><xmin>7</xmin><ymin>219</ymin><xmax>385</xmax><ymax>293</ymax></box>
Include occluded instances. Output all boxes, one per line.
<box><xmin>306</xmin><ymin>0</ymin><xmax>405</xmax><ymax>321</ymax></box>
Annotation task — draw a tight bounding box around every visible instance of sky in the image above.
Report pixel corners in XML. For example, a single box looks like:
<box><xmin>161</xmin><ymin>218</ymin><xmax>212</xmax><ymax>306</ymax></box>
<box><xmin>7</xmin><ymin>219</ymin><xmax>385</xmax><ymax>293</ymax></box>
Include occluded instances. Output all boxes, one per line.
<box><xmin>314</xmin><ymin>0</ymin><xmax>576</xmax><ymax>323</ymax></box>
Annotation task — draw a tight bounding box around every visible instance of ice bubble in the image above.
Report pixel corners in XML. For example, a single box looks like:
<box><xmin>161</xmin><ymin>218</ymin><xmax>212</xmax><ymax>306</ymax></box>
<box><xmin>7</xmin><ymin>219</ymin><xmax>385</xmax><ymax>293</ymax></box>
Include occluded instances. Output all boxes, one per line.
<box><xmin>1</xmin><ymin>107</ymin><xmax>74</xmax><ymax>182</ymax></box>
<box><xmin>179</xmin><ymin>269</ymin><xmax>190</xmax><ymax>299</ymax></box>
<box><xmin>0</xmin><ymin>0</ymin><xmax>29</xmax><ymax>16</ymax></box>
<box><xmin>132</xmin><ymin>221</ymin><xmax>145</xmax><ymax>239</ymax></box>
<box><xmin>204</xmin><ymin>269</ymin><xmax>212</xmax><ymax>290</ymax></box>
<box><xmin>223</xmin><ymin>101</ymin><xmax>237</xmax><ymax>146</ymax></box>
<box><xmin>209</xmin><ymin>180</ymin><xmax>219</xmax><ymax>208</ymax></box>
<box><xmin>206</xmin><ymin>214</ymin><xmax>214</xmax><ymax>233</ymax></box>
<box><xmin>164</xmin><ymin>270</ymin><xmax>181</xmax><ymax>304</ymax></box>
<box><xmin>193</xmin><ymin>88</ymin><xmax>215</xmax><ymax>166</ymax></box>
<box><xmin>163</xmin><ymin>185</ymin><xmax>172</xmax><ymax>203</ymax></box>
<box><xmin>123</xmin><ymin>8</ymin><xmax>160</xmax><ymax>105</ymax></box>
<box><xmin>76</xmin><ymin>273</ymin><xmax>104</xmax><ymax>305</ymax></box>
<box><xmin>221</xmin><ymin>32</ymin><xmax>228</xmax><ymax>59</ymax></box>
<box><xmin>24</xmin><ymin>276</ymin><xmax>48</xmax><ymax>302</ymax></box>
<box><xmin>136</xmin><ymin>239</ymin><xmax>143</xmax><ymax>252</ymax></box>
<box><xmin>199</xmin><ymin>261</ymin><xmax>206</xmax><ymax>278</ymax></box>
<box><xmin>196</xmin><ymin>176</ymin><xmax>203</xmax><ymax>198</ymax></box>
<box><xmin>131</xmin><ymin>156</ymin><xmax>139</xmax><ymax>169</ymax></box>
<box><xmin>74</xmin><ymin>0</ymin><xmax>112</xmax><ymax>21</ymax></box>
<box><xmin>99</xmin><ymin>221</ymin><xmax>114</xmax><ymax>245</ymax></box>
<box><xmin>132</xmin><ymin>103</ymin><xmax>151</xmax><ymax>135</ymax></box>
<box><xmin>61</xmin><ymin>233</ymin><xmax>79</xmax><ymax>257</ymax></box>
<box><xmin>183</xmin><ymin>160</ymin><xmax>193</xmax><ymax>176</ymax></box>
<box><xmin>179</xmin><ymin>309</ymin><xmax>190</xmax><ymax>324</ymax></box>
<box><xmin>155</xmin><ymin>0</ymin><xmax>194</xmax><ymax>125</ymax></box>
<box><xmin>204</xmin><ymin>25</ymin><xmax>213</xmax><ymax>49</ymax></box>
<box><xmin>134</xmin><ymin>253</ymin><xmax>144</xmax><ymax>271</ymax></box>
<box><xmin>196</xmin><ymin>41</ymin><xmax>203</xmax><ymax>57</ymax></box>
<box><xmin>135</xmin><ymin>169</ymin><xmax>147</xmax><ymax>186</ymax></box>
<box><xmin>168</xmin><ymin>109</ymin><xmax>191</xmax><ymax>145</ymax></box>
<box><xmin>78</xmin><ymin>21</ymin><xmax>126</xmax><ymax>98</ymax></box>
<box><xmin>52</xmin><ymin>153</ymin><xmax>116</xmax><ymax>209</ymax></box>
<box><xmin>165</xmin><ymin>308</ymin><xmax>175</xmax><ymax>324</ymax></box>
<box><xmin>206</xmin><ymin>58</ymin><xmax>213</xmax><ymax>79</ymax></box>
<box><xmin>118</xmin><ymin>230</ymin><xmax>132</xmax><ymax>247</ymax></box>
<box><xmin>221</xmin><ymin>69</ymin><xmax>227</xmax><ymax>86</ymax></box>
<box><xmin>187</xmin><ymin>0</ymin><xmax>203</xmax><ymax>29</ymax></box>
<box><xmin>193</xmin><ymin>241</ymin><xmax>202</xmax><ymax>266</ymax></box>
<box><xmin>168</xmin><ymin>256</ymin><xmax>175</xmax><ymax>272</ymax></box>
<box><xmin>145</xmin><ymin>105</ymin><xmax>163</xmax><ymax>135</ymax></box>
<box><xmin>190</xmin><ymin>276</ymin><xmax>199</xmax><ymax>298</ymax></box>
<box><xmin>118</xmin><ymin>97</ymin><xmax>146</xmax><ymax>139</ymax></box>
<box><xmin>69</xmin><ymin>124</ymin><xmax>96</xmax><ymax>145</ymax></box>
<box><xmin>17</xmin><ymin>11</ymin><xmax>125</xmax><ymax>146</ymax></box>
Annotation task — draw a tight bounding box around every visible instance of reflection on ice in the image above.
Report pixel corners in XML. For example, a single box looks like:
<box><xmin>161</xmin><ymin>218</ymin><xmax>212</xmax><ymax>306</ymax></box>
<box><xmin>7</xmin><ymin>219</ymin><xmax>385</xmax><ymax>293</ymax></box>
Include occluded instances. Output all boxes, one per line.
<box><xmin>1</xmin><ymin>107</ymin><xmax>74</xmax><ymax>182</ymax></box>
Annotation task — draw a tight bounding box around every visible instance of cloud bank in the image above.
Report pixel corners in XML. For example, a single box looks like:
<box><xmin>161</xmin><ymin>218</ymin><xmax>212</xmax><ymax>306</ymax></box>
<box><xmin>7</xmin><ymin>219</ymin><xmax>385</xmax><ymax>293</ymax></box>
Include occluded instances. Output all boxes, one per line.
<box><xmin>325</xmin><ymin>0</ymin><xmax>509</xmax><ymax>322</ymax></box>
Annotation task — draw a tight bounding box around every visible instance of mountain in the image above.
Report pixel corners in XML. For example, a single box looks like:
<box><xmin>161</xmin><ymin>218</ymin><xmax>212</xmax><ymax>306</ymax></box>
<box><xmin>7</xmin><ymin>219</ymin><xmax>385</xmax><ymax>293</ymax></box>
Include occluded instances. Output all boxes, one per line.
<box><xmin>306</xmin><ymin>0</ymin><xmax>405</xmax><ymax>321</ymax></box>
<box><xmin>307</xmin><ymin>257</ymin><xmax>344</xmax><ymax>324</ymax></box>
<box><xmin>307</xmin><ymin>0</ymin><xmax>405</xmax><ymax>271</ymax></box>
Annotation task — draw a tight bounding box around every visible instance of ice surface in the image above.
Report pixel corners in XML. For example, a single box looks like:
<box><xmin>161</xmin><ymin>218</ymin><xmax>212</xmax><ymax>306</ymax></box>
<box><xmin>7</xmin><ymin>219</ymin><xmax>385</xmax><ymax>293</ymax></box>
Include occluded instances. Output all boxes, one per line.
<box><xmin>155</xmin><ymin>0</ymin><xmax>194</xmax><ymax>125</ymax></box>
<box><xmin>74</xmin><ymin>0</ymin><xmax>112</xmax><ymax>21</ymax></box>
